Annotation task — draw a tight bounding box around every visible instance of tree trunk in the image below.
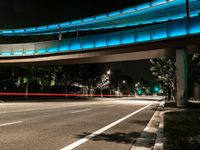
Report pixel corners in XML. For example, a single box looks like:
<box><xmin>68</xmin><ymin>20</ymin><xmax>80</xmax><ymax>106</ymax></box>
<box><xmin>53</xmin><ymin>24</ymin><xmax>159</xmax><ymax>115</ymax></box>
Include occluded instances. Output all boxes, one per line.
<box><xmin>194</xmin><ymin>83</ymin><xmax>200</xmax><ymax>101</ymax></box>
<box><xmin>101</xmin><ymin>90</ymin><xmax>103</xmax><ymax>98</ymax></box>
<box><xmin>170</xmin><ymin>88</ymin><xmax>174</xmax><ymax>101</ymax></box>
<box><xmin>168</xmin><ymin>87</ymin><xmax>172</xmax><ymax>101</ymax></box>
<box><xmin>25</xmin><ymin>82</ymin><xmax>29</xmax><ymax>99</ymax></box>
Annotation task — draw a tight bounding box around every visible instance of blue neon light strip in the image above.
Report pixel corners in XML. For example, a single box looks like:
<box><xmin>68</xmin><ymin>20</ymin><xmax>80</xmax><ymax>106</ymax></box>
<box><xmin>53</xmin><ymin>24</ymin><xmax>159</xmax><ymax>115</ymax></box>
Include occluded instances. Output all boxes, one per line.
<box><xmin>25</xmin><ymin>50</ymin><xmax>35</xmax><ymax>54</ymax></box>
<box><xmin>1</xmin><ymin>16</ymin><xmax>200</xmax><ymax>57</ymax></box>
<box><xmin>2</xmin><ymin>0</ymin><xmax>200</xmax><ymax>36</ymax></box>
<box><xmin>1</xmin><ymin>52</ymin><xmax>11</xmax><ymax>56</ymax></box>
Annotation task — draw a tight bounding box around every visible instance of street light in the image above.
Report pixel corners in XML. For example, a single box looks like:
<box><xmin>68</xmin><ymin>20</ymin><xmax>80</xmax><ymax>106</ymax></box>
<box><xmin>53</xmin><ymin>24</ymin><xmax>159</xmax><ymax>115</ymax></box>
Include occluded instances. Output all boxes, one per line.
<box><xmin>122</xmin><ymin>80</ymin><xmax>126</xmax><ymax>84</ymax></box>
<box><xmin>107</xmin><ymin>70</ymin><xmax>111</xmax><ymax>75</ymax></box>
<box><xmin>106</xmin><ymin>70</ymin><xmax>111</xmax><ymax>96</ymax></box>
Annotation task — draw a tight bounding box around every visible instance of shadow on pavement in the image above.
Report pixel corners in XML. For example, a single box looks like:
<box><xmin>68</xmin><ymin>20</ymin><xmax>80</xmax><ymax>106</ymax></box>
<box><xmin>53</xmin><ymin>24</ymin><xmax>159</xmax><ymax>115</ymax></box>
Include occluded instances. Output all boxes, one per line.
<box><xmin>76</xmin><ymin>131</ymin><xmax>156</xmax><ymax>145</ymax></box>
<box><xmin>164</xmin><ymin>109</ymin><xmax>200</xmax><ymax>150</ymax></box>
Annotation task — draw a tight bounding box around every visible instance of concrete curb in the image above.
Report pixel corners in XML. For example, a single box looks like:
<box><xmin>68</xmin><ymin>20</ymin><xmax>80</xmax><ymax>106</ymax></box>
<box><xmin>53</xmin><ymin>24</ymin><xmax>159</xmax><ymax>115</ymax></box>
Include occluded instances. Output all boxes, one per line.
<box><xmin>153</xmin><ymin>111</ymin><xmax>165</xmax><ymax>150</ymax></box>
<box><xmin>131</xmin><ymin>101</ymin><xmax>165</xmax><ymax>150</ymax></box>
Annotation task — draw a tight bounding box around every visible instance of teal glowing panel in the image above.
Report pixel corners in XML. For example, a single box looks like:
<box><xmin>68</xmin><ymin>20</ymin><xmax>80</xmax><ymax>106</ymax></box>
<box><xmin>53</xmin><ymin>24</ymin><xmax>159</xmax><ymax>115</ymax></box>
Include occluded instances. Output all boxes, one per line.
<box><xmin>48</xmin><ymin>24</ymin><xmax>59</xmax><ymax>29</ymax></box>
<box><xmin>37</xmin><ymin>48</ymin><xmax>46</xmax><ymax>54</ymax></box>
<box><xmin>123</xmin><ymin>7</ymin><xmax>136</xmax><ymax>13</ymax></box>
<box><xmin>169</xmin><ymin>20</ymin><xmax>187</xmax><ymax>37</ymax></box>
<box><xmin>151</xmin><ymin>0</ymin><xmax>167</xmax><ymax>6</ymax></box>
<box><xmin>136</xmin><ymin>31</ymin><xmax>151</xmax><ymax>42</ymax></box>
<box><xmin>1</xmin><ymin>52</ymin><xmax>11</xmax><ymax>56</ymax></box>
<box><xmin>14</xmin><ymin>29</ymin><xmax>24</xmax><ymax>33</ymax></box>
<box><xmin>82</xmin><ymin>38</ymin><xmax>94</xmax><ymax>49</ymax></box>
<box><xmin>96</xmin><ymin>14</ymin><xmax>107</xmax><ymax>20</ymax></box>
<box><xmin>189</xmin><ymin>18</ymin><xmax>200</xmax><ymax>34</ymax></box>
<box><xmin>47</xmin><ymin>47</ymin><xmax>57</xmax><ymax>53</ymax></box>
<box><xmin>2</xmin><ymin>30</ymin><xmax>13</xmax><ymax>34</ymax></box>
<box><xmin>68</xmin><ymin>39</ymin><xmax>81</xmax><ymax>50</ymax></box>
<box><xmin>71</xmin><ymin>20</ymin><xmax>82</xmax><ymax>25</ymax></box>
<box><xmin>107</xmin><ymin>34</ymin><xmax>121</xmax><ymax>46</ymax></box>
<box><xmin>37</xmin><ymin>26</ymin><xmax>47</xmax><ymax>31</ymax></box>
<box><xmin>108</xmin><ymin>11</ymin><xmax>121</xmax><ymax>17</ymax></box>
<box><xmin>26</xmin><ymin>28</ymin><xmax>36</xmax><ymax>32</ymax></box>
<box><xmin>83</xmin><ymin>17</ymin><xmax>94</xmax><ymax>22</ymax></box>
<box><xmin>121</xmin><ymin>33</ymin><xmax>135</xmax><ymax>44</ymax></box>
<box><xmin>94</xmin><ymin>35</ymin><xmax>107</xmax><ymax>48</ymax></box>
<box><xmin>152</xmin><ymin>28</ymin><xmax>168</xmax><ymax>39</ymax></box>
<box><xmin>13</xmin><ymin>51</ymin><xmax>23</xmax><ymax>55</ymax></box>
<box><xmin>25</xmin><ymin>50</ymin><xmax>35</xmax><ymax>55</ymax></box>
<box><xmin>58</xmin><ymin>42</ymin><xmax>69</xmax><ymax>51</ymax></box>
<box><xmin>60</xmin><ymin>22</ymin><xmax>70</xmax><ymax>27</ymax></box>
<box><xmin>135</xmin><ymin>3</ymin><xmax>150</xmax><ymax>10</ymax></box>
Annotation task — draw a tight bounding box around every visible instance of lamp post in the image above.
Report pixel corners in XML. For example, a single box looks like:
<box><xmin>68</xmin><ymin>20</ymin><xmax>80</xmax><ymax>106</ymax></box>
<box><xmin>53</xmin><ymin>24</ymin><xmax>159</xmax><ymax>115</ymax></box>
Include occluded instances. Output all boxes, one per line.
<box><xmin>107</xmin><ymin>70</ymin><xmax>111</xmax><ymax>96</ymax></box>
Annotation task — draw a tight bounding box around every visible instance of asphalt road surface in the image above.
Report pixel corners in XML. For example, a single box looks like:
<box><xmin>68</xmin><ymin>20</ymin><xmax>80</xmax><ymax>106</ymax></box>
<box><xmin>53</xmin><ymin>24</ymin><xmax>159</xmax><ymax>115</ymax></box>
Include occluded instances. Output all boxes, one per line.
<box><xmin>0</xmin><ymin>97</ymin><xmax>162</xmax><ymax>150</ymax></box>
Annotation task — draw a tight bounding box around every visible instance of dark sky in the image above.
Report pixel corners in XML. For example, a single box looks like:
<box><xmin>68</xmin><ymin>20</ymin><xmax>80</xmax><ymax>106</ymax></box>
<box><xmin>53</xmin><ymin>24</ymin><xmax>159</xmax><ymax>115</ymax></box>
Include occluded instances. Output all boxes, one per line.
<box><xmin>0</xmin><ymin>0</ymin><xmax>148</xmax><ymax>28</ymax></box>
<box><xmin>108</xmin><ymin>60</ymin><xmax>153</xmax><ymax>81</ymax></box>
<box><xmin>0</xmin><ymin>0</ymin><xmax>153</xmax><ymax>81</ymax></box>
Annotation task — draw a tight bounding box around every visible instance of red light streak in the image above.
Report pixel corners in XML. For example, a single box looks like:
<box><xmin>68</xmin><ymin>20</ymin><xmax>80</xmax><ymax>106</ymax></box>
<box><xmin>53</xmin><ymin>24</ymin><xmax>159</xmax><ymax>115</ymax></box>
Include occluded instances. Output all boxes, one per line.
<box><xmin>0</xmin><ymin>92</ymin><xmax>129</xmax><ymax>97</ymax></box>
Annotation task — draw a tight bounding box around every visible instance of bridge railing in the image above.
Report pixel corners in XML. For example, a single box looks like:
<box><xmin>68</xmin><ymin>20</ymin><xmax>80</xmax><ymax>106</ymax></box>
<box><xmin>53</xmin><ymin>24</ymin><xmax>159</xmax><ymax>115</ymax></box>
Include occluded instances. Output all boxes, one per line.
<box><xmin>0</xmin><ymin>16</ymin><xmax>200</xmax><ymax>57</ymax></box>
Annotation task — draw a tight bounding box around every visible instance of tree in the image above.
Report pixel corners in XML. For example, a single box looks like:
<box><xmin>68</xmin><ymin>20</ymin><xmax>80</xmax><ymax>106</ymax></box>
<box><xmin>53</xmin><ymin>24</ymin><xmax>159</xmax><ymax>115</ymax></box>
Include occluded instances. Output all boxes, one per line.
<box><xmin>77</xmin><ymin>64</ymin><xmax>106</xmax><ymax>95</ymax></box>
<box><xmin>150</xmin><ymin>57</ymin><xmax>176</xmax><ymax>101</ymax></box>
<box><xmin>188</xmin><ymin>53</ymin><xmax>200</xmax><ymax>100</ymax></box>
<box><xmin>96</xmin><ymin>74</ymin><xmax>110</xmax><ymax>97</ymax></box>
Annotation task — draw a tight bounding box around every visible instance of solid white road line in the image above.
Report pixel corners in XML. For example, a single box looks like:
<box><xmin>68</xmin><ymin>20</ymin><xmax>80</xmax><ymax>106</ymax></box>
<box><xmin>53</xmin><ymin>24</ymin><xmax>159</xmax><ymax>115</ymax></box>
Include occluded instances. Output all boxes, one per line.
<box><xmin>0</xmin><ymin>121</ymin><xmax>23</xmax><ymax>127</ymax></box>
<box><xmin>0</xmin><ymin>104</ymin><xmax>90</xmax><ymax>114</ymax></box>
<box><xmin>70</xmin><ymin>109</ymin><xmax>92</xmax><ymax>114</ymax></box>
<box><xmin>60</xmin><ymin>101</ymin><xmax>158</xmax><ymax>150</ymax></box>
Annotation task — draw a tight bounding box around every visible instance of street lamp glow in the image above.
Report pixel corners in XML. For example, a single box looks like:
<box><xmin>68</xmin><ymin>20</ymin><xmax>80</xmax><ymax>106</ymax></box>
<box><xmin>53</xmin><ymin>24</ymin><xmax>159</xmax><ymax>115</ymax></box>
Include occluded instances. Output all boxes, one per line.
<box><xmin>122</xmin><ymin>80</ymin><xmax>126</xmax><ymax>84</ymax></box>
<box><xmin>107</xmin><ymin>70</ymin><xmax>111</xmax><ymax>75</ymax></box>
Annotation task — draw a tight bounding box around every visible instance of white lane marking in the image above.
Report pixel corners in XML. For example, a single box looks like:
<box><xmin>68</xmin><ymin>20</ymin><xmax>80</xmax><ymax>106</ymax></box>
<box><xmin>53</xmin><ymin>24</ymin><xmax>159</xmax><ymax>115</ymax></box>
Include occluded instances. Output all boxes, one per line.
<box><xmin>71</xmin><ymin>109</ymin><xmax>92</xmax><ymax>114</ymax></box>
<box><xmin>0</xmin><ymin>104</ymin><xmax>90</xmax><ymax>114</ymax></box>
<box><xmin>60</xmin><ymin>101</ymin><xmax>158</xmax><ymax>150</ymax></box>
<box><xmin>0</xmin><ymin>121</ymin><xmax>23</xmax><ymax>127</ymax></box>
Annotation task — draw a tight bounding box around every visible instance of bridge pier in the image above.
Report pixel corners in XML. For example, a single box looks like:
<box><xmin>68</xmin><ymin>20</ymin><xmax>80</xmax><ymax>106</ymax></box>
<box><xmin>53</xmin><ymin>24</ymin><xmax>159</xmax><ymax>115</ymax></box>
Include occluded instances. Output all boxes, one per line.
<box><xmin>176</xmin><ymin>48</ymin><xmax>188</xmax><ymax>107</ymax></box>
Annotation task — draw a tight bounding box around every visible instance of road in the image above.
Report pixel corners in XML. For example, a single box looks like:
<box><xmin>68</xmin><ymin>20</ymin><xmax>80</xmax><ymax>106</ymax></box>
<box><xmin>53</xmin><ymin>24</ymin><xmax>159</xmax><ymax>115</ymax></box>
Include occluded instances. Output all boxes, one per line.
<box><xmin>0</xmin><ymin>97</ymin><xmax>162</xmax><ymax>150</ymax></box>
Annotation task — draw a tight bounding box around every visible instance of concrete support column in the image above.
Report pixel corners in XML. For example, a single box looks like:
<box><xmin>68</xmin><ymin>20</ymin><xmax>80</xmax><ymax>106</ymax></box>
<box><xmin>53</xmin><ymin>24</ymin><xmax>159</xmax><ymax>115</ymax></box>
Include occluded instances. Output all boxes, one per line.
<box><xmin>176</xmin><ymin>48</ymin><xmax>188</xmax><ymax>107</ymax></box>
<box><xmin>59</xmin><ymin>27</ymin><xmax>62</xmax><ymax>40</ymax></box>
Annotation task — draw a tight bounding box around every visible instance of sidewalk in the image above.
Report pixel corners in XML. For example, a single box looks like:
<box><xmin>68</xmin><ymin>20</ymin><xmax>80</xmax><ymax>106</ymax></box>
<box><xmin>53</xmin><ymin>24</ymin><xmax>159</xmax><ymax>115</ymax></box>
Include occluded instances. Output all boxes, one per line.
<box><xmin>132</xmin><ymin>100</ymin><xmax>200</xmax><ymax>150</ymax></box>
<box><xmin>154</xmin><ymin>101</ymin><xmax>200</xmax><ymax>150</ymax></box>
<box><xmin>163</xmin><ymin>108</ymin><xmax>200</xmax><ymax>150</ymax></box>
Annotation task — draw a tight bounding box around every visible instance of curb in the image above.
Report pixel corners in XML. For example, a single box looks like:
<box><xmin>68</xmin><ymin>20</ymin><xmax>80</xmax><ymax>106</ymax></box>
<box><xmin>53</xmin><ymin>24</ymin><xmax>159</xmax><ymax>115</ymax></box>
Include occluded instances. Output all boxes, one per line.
<box><xmin>153</xmin><ymin>111</ymin><xmax>165</xmax><ymax>150</ymax></box>
<box><xmin>131</xmin><ymin>101</ymin><xmax>165</xmax><ymax>150</ymax></box>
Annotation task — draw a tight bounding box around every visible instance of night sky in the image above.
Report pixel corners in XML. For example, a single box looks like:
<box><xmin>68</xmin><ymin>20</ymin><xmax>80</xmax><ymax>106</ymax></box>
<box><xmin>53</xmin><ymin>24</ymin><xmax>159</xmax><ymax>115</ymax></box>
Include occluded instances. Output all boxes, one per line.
<box><xmin>0</xmin><ymin>0</ymin><xmax>153</xmax><ymax>81</ymax></box>
<box><xmin>0</xmin><ymin>0</ymin><xmax>149</xmax><ymax>28</ymax></box>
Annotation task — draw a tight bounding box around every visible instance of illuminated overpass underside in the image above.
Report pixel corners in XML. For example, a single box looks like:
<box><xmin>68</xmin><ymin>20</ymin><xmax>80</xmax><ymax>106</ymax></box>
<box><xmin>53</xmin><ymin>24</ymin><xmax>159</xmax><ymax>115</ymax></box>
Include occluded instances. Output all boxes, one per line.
<box><xmin>0</xmin><ymin>16</ymin><xmax>200</xmax><ymax>59</ymax></box>
<box><xmin>0</xmin><ymin>0</ymin><xmax>200</xmax><ymax>36</ymax></box>
<box><xmin>0</xmin><ymin>34</ymin><xmax>199</xmax><ymax>66</ymax></box>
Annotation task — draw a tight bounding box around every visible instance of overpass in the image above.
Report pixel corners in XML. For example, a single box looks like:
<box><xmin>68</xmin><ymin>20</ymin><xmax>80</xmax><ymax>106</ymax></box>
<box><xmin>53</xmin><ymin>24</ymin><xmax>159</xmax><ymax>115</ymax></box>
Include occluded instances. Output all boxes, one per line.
<box><xmin>0</xmin><ymin>0</ymin><xmax>199</xmax><ymax>107</ymax></box>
